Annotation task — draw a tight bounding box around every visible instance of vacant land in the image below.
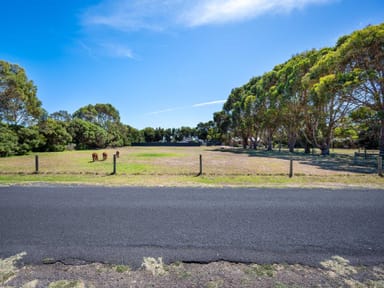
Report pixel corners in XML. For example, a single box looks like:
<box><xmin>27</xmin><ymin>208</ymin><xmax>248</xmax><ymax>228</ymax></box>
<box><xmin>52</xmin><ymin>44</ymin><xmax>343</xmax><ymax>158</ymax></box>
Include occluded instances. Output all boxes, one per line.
<box><xmin>1</xmin><ymin>148</ymin><xmax>383</xmax><ymax>287</ymax></box>
<box><xmin>0</xmin><ymin>146</ymin><xmax>382</xmax><ymax>188</ymax></box>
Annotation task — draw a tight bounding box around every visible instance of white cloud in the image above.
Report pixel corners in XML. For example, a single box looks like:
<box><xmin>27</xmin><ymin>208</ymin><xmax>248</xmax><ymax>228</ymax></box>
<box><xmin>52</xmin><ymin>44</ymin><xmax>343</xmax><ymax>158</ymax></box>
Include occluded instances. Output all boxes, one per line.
<box><xmin>78</xmin><ymin>40</ymin><xmax>134</xmax><ymax>59</ymax></box>
<box><xmin>146</xmin><ymin>106</ymin><xmax>185</xmax><ymax>116</ymax></box>
<box><xmin>192</xmin><ymin>100</ymin><xmax>226</xmax><ymax>107</ymax></box>
<box><xmin>146</xmin><ymin>99</ymin><xmax>226</xmax><ymax>115</ymax></box>
<box><xmin>183</xmin><ymin>0</ymin><xmax>334</xmax><ymax>27</ymax></box>
<box><xmin>82</xmin><ymin>0</ymin><xmax>187</xmax><ymax>31</ymax></box>
<box><xmin>101</xmin><ymin>43</ymin><xmax>134</xmax><ymax>59</ymax></box>
<box><xmin>82</xmin><ymin>0</ymin><xmax>334</xmax><ymax>30</ymax></box>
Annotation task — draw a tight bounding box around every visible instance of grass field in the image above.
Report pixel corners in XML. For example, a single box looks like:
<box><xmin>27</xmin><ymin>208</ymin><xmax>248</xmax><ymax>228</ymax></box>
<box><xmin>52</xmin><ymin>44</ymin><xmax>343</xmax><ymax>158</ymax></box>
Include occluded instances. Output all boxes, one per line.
<box><xmin>0</xmin><ymin>146</ymin><xmax>383</xmax><ymax>188</ymax></box>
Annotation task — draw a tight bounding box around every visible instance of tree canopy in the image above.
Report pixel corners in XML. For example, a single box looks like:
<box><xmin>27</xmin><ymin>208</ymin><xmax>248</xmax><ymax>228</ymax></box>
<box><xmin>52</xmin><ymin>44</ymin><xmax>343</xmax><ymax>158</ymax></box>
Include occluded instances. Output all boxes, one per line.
<box><xmin>213</xmin><ymin>23</ymin><xmax>384</xmax><ymax>155</ymax></box>
<box><xmin>0</xmin><ymin>60</ymin><xmax>42</xmax><ymax>125</ymax></box>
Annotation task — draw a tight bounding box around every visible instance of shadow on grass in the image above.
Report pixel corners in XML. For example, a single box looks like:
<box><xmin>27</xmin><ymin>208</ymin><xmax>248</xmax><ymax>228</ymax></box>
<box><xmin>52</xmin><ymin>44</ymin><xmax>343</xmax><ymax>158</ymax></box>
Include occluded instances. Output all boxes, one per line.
<box><xmin>211</xmin><ymin>147</ymin><xmax>379</xmax><ymax>174</ymax></box>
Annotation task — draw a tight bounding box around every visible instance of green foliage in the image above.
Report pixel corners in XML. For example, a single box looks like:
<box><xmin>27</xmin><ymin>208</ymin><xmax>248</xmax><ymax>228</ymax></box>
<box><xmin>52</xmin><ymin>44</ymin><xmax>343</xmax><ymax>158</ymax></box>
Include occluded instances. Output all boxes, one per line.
<box><xmin>38</xmin><ymin>119</ymin><xmax>72</xmax><ymax>152</ymax></box>
<box><xmin>50</xmin><ymin>110</ymin><xmax>72</xmax><ymax>122</ymax></box>
<box><xmin>0</xmin><ymin>60</ymin><xmax>42</xmax><ymax>125</ymax></box>
<box><xmin>215</xmin><ymin>23</ymin><xmax>384</xmax><ymax>154</ymax></box>
<box><xmin>0</xmin><ymin>125</ymin><xmax>18</xmax><ymax>157</ymax></box>
<box><xmin>15</xmin><ymin>125</ymin><xmax>42</xmax><ymax>155</ymax></box>
<box><xmin>68</xmin><ymin>118</ymin><xmax>108</xmax><ymax>149</ymax></box>
<box><xmin>72</xmin><ymin>103</ymin><xmax>120</xmax><ymax>128</ymax></box>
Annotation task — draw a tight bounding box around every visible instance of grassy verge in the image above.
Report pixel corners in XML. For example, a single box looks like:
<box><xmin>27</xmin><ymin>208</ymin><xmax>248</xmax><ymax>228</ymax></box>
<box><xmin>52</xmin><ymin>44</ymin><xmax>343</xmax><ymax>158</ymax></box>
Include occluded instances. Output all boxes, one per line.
<box><xmin>0</xmin><ymin>173</ymin><xmax>383</xmax><ymax>188</ymax></box>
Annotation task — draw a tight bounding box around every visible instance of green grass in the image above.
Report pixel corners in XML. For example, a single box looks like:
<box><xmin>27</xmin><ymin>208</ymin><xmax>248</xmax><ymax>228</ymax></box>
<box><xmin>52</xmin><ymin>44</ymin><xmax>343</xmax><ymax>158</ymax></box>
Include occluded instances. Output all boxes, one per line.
<box><xmin>113</xmin><ymin>264</ymin><xmax>130</xmax><ymax>273</ymax></box>
<box><xmin>133</xmin><ymin>152</ymin><xmax>180</xmax><ymax>158</ymax></box>
<box><xmin>245</xmin><ymin>264</ymin><xmax>276</xmax><ymax>277</ymax></box>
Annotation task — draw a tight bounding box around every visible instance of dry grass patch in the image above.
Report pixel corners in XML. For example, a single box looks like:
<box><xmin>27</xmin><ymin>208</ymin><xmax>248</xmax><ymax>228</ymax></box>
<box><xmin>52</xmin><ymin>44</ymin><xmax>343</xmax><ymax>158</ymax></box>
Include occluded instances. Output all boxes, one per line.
<box><xmin>0</xmin><ymin>252</ymin><xmax>26</xmax><ymax>286</ymax></box>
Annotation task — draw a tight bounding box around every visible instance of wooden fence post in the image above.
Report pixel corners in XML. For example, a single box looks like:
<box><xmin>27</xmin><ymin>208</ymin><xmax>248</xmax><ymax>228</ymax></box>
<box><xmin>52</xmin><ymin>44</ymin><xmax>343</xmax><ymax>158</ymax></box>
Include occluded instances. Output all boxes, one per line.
<box><xmin>289</xmin><ymin>159</ymin><xmax>293</xmax><ymax>178</ymax></box>
<box><xmin>378</xmin><ymin>156</ymin><xmax>383</xmax><ymax>176</ymax></box>
<box><xmin>198</xmin><ymin>154</ymin><xmax>203</xmax><ymax>176</ymax></box>
<box><xmin>112</xmin><ymin>154</ymin><xmax>117</xmax><ymax>175</ymax></box>
<box><xmin>35</xmin><ymin>155</ymin><xmax>39</xmax><ymax>174</ymax></box>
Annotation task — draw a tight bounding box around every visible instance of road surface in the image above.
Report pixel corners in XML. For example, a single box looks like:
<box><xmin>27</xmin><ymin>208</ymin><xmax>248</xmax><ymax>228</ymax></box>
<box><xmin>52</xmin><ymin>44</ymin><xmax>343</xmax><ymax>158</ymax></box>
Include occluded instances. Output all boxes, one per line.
<box><xmin>0</xmin><ymin>185</ymin><xmax>383</xmax><ymax>267</ymax></box>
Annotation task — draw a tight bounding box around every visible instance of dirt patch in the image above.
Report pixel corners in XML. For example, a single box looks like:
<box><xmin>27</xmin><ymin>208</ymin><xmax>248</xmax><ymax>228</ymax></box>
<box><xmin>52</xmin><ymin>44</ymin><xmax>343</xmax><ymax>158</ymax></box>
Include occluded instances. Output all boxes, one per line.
<box><xmin>5</xmin><ymin>257</ymin><xmax>384</xmax><ymax>288</ymax></box>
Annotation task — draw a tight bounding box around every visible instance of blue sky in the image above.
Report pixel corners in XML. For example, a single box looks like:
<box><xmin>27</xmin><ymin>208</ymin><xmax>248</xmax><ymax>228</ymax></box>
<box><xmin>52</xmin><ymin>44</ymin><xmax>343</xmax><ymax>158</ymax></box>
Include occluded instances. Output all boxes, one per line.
<box><xmin>1</xmin><ymin>0</ymin><xmax>383</xmax><ymax>129</ymax></box>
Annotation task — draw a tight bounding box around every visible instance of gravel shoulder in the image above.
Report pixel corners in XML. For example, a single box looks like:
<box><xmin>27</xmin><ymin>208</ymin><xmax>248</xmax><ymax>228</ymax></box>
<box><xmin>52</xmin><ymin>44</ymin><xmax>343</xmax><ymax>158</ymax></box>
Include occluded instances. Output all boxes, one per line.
<box><xmin>3</xmin><ymin>255</ymin><xmax>384</xmax><ymax>288</ymax></box>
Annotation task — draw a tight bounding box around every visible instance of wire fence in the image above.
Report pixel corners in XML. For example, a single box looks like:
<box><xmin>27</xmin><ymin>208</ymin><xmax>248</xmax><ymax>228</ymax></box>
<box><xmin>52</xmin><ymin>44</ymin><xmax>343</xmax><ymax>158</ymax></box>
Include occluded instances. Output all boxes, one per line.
<box><xmin>0</xmin><ymin>147</ymin><xmax>382</xmax><ymax>177</ymax></box>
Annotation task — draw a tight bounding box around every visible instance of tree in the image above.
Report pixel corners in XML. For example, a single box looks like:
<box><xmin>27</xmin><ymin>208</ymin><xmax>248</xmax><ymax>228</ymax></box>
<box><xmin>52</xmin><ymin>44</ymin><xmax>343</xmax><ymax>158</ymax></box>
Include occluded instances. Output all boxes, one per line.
<box><xmin>332</xmin><ymin>23</ymin><xmax>384</xmax><ymax>154</ymax></box>
<box><xmin>68</xmin><ymin>118</ymin><xmax>108</xmax><ymax>149</ymax></box>
<box><xmin>126</xmin><ymin>125</ymin><xmax>144</xmax><ymax>144</ymax></box>
<box><xmin>73</xmin><ymin>103</ymin><xmax>126</xmax><ymax>147</ymax></box>
<box><xmin>50</xmin><ymin>110</ymin><xmax>72</xmax><ymax>122</ymax></box>
<box><xmin>0</xmin><ymin>60</ymin><xmax>42</xmax><ymax>125</ymax></box>
<box><xmin>259</xmin><ymin>70</ymin><xmax>281</xmax><ymax>151</ymax></box>
<box><xmin>143</xmin><ymin>127</ymin><xmax>156</xmax><ymax>143</ymax></box>
<box><xmin>14</xmin><ymin>125</ymin><xmax>42</xmax><ymax>155</ymax></box>
<box><xmin>304</xmin><ymin>68</ymin><xmax>355</xmax><ymax>155</ymax></box>
<box><xmin>0</xmin><ymin>125</ymin><xmax>18</xmax><ymax>157</ymax></box>
<box><xmin>73</xmin><ymin>103</ymin><xmax>120</xmax><ymax>129</ymax></box>
<box><xmin>350</xmin><ymin>106</ymin><xmax>380</xmax><ymax>149</ymax></box>
<box><xmin>38</xmin><ymin>118</ymin><xmax>72</xmax><ymax>152</ymax></box>
<box><xmin>277</xmin><ymin>50</ymin><xmax>319</xmax><ymax>152</ymax></box>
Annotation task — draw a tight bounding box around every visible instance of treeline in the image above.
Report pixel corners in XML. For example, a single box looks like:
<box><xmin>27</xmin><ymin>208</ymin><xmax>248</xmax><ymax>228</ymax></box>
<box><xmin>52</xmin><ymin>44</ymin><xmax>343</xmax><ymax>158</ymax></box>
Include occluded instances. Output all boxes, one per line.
<box><xmin>0</xmin><ymin>59</ymin><xmax>218</xmax><ymax>156</ymax></box>
<box><xmin>212</xmin><ymin>23</ymin><xmax>384</xmax><ymax>155</ymax></box>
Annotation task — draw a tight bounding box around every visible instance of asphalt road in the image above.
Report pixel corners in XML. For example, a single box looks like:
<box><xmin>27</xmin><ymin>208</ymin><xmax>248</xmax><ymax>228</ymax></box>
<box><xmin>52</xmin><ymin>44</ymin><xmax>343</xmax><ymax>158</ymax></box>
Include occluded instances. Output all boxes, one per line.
<box><xmin>0</xmin><ymin>186</ymin><xmax>383</xmax><ymax>267</ymax></box>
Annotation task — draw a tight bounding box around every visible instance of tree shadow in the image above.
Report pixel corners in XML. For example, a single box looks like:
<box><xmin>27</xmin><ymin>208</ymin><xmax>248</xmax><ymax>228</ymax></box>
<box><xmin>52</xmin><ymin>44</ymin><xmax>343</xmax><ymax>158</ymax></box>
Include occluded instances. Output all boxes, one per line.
<box><xmin>211</xmin><ymin>147</ymin><xmax>378</xmax><ymax>174</ymax></box>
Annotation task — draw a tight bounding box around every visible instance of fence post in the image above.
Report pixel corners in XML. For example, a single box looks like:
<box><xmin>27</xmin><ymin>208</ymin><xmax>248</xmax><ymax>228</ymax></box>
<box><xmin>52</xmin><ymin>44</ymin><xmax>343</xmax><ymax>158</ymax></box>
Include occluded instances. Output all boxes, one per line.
<box><xmin>378</xmin><ymin>156</ymin><xmax>383</xmax><ymax>176</ymax></box>
<box><xmin>112</xmin><ymin>154</ymin><xmax>117</xmax><ymax>175</ymax></box>
<box><xmin>198</xmin><ymin>154</ymin><xmax>203</xmax><ymax>176</ymax></box>
<box><xmin>35</xmin><ymin>155</ymin><xmax>39</xmax><ymax>174</ymax></box>
<box><xmin>289</xmin><ymin>159</ymin><xmax>293</xmax><ymax>178</ymax></box>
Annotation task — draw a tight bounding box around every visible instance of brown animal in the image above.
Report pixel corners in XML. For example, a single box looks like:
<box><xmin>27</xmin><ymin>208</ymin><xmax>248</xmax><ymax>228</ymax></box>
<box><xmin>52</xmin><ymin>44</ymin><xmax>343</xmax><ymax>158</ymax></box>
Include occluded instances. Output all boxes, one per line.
<box><xmin>102</xmin><ymin>152</ymin><xmax>108</xmax><ymax>161</ymax></box>
<box><xmin>92</xmin><ymin>152</ymin><xmax>98</xmax><ymax>162</ymax></box>
<box><xmin>116</xmin><ymin>151</ymin><xmax>120</xmax><ymax>158</ymax></box>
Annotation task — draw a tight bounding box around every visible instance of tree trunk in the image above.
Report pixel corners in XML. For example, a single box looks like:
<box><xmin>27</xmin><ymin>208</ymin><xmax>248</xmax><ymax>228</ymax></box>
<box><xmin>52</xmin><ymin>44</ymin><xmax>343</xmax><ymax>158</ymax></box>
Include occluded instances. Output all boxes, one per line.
<box><xmin>320</xmin><ymin>146</ymin><xmax>330</xmax><ymax>156</ymax></box>
<box><xmin>304</xmin><ymin>144</ymin><xmax>311</xmax><ymax>154</ymax></box>
<box><xmin>242</xmin><ymin>136</ymin><xmax>248</xmax><ymax>149</ymax></box>
<box><xmin>288</xmin><ymin>133</ymin><xmax>296</xmax><ymax>153</ymax></box>
<box><xmin>320</xmin><ymin>142</ymin><xmax>330</xmax><ymax>156</ymax></box>
<box><xmin>267</xmin><ymin>137</ymin><xmax>273</xmax><ymax>151</ymax></box>
<box><xmin>380</xmin><ymin>119</ymin><xmax>384</xmax><ymax>157</ymax></box>
<box><xmin>265</xmin><ymin>129</ymin><xmax>273</xmax><ymax>151</ymax></box>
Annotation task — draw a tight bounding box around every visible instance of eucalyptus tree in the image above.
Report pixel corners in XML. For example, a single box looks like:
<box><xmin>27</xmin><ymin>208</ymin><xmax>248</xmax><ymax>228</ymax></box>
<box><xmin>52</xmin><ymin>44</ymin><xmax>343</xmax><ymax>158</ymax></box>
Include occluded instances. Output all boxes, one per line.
<box><xmin>72</xmin><ymin>103</ymin><xmax>120</xmax><ymax>129</ymax></box>
<box><xmin>73</xmin><ymin>103</ymin><xmax>123</xmax><ymax>147</ymax></box>
<box><xmin>213</xmin><ymin>111</ymin><xmax>231</xmax><ymax>143</ymax></box>
<box><xmin>222</xmin><ymin>87</ymin><xmax>247</xmax><ymax>146</ymax></box>
<box><xmin>50</xmin><ymin>110</ymin><xmax>72</xmax><ymax>122</ymax></box>
<box><xmin>276</xmin><ymin>50</ymin><xmax>319</xmax><ymax>152</ymax></box>
<box><xmin>0</xmin><ymin>60</ymin><xmax>42</xmax><ymax>125</ymax></box>
<box><xmin>258</xmin><ymin>70</ymin><xmax>281</xmax><ymax>151</ymax></box>
<box><xmin>246</xmin><ymin>76</ymin><xmax>264</xmax><ymax>149</ymax></box>
<box><xmin>68</xmin><ymin>118</ymin><xmax>109</xmax><ymax>149</ymax></box>
<box><xmin>332</xmin><ymin>23</ymin><xmax>384</xmax><ymax>154</ymax></box>
<box><xmin>302</xmin><ymin>46</ymin><xmax>356</xmax><ymax>155</ymax></box>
